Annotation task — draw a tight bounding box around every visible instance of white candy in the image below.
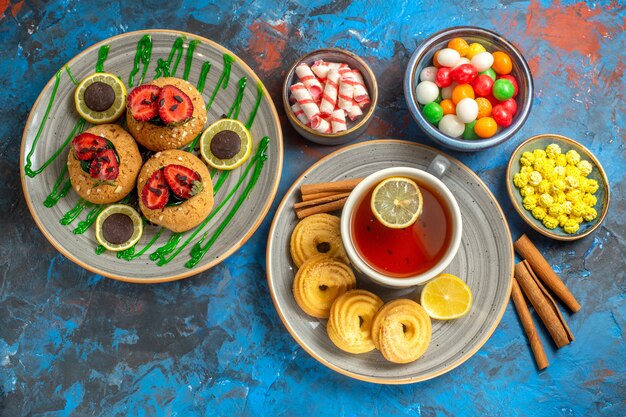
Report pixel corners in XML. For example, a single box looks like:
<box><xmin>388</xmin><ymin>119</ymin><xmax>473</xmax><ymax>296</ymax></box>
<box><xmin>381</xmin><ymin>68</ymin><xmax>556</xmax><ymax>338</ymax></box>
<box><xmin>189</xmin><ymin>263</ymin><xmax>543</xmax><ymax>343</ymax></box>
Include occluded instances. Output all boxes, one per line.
<box><xmin>436</xmin><ymin>48</ymin><xmax>461</xmax><ymax>68</ymax></box>
<box><xmin>420</xmin><ymin>66</ymin><xmax>438</xmax><ymax>82</ymax></box>
<box><xmin>438</xmin><ymin>115</ymin><xmax>465</xmax><ymax>138</ymax></box>
<box><xmin>441</xmin><ymin>82</ymin><xmax>458</xmax><ymax>100</ymax></box>
<box><xmin>471</xmin><ymin>51</ymin><xmax>494</xmax><ymax>72</ymax></box>
<box><xmin>455</xmin><ymin>98</ymin><xmax>478</xmax><ymax>123</ymax></box>
<box><xmin>453</xmin><ymin>57</ymin><xmax>471</xmax><ymax>69</ymax></box>
<box><xmin>415</xmin><ymin>81</ymin><xmax>439</xmax><ymax>105</ymax></box>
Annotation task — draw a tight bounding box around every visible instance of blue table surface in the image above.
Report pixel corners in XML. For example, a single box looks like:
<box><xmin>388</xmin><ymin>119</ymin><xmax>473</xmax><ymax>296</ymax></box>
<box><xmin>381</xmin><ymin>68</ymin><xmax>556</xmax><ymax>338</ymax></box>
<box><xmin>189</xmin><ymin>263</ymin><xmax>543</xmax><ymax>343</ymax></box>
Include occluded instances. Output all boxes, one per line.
<box><xmin>1</xmin><ymin>0</ymin><xmax>624</xmax><ymax>416</ymax></box>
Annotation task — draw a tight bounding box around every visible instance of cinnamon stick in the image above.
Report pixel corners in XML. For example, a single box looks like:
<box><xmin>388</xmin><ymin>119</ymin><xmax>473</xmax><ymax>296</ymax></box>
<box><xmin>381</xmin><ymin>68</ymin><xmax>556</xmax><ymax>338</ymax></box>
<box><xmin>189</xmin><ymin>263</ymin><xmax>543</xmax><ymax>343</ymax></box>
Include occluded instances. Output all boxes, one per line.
<box><xmin>300</xmin><ymin>178</ymin><xmax>363</xmax><ymax>197</ymax></box>
<box><xmin>514</xmin><ymin>234</ymin><xmax>581</xmax><ymax>313</ymax></box>
<box><xmin>511</xmin><ymin>278</ymin><xmax>549</xmax><ymax>370</ymax></box>
<box><xmin>301</xmin><ymin>191</ymin><xmax>338</xmax><ymax>202</ymax></box>
<box><xmin>295</xmin><ymin>197</ymin><xmax>348</xmax><ymax>219</ymax></box>
<box><xmin>294</xmin><ymin>192</ymin><xmax>350</xmax><ymax>209</ymax></box>
<box><xmin>514</xmin><ymin>261</ymin><xmax>572</xmax><ymax>348</ymax></box>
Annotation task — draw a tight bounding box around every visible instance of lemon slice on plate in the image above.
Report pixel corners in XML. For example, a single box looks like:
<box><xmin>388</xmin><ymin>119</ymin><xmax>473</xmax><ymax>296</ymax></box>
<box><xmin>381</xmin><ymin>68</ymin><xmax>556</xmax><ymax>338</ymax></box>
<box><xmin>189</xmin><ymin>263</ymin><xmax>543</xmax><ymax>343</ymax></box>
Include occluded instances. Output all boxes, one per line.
<box><xmin>420</xmin><ymin>273</ymin><xmax>473</xmax><ymax>320</ymax></box>
<box><xmin>74</xmin><ymin>72</ymin><xmax>127</xmax><ymax>124</ymax></box>
<box><xmin>200</xmin><ymin>119</ymin><xmax>253</xmax><ymax>170</ymax></box>
<box><xmin>370</xmin><ymin>177</ymin><xmax>423</xmax><ymax>228</ymax></box>
<box><xmin>95</xmin><ymin>204</ymin><xmax>143</xmax><ymax>252</ymax></box>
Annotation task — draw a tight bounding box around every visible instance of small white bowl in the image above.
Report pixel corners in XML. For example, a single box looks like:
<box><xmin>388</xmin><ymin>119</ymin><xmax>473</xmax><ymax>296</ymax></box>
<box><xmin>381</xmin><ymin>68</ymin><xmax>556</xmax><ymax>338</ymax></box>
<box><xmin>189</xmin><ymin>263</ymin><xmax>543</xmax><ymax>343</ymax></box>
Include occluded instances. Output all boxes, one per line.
<box><xmin>340</xmin><ymin>167</ymin><xmax>463</xmax><ymax>288</ymax></box>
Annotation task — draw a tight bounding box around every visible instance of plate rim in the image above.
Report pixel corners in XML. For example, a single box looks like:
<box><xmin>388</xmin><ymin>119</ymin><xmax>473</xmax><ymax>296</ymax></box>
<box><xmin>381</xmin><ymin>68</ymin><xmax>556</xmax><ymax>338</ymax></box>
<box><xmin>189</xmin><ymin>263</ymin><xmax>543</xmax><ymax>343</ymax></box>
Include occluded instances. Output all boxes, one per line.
<box><xmin>266</xmin><ymin>138</ymin><xmax>514</xmax><ymax>384</ymax></box>
<box><xmin>19</xmin><ymin>29</ymin><xmax>284</xmax><ymax>284</ymax></box>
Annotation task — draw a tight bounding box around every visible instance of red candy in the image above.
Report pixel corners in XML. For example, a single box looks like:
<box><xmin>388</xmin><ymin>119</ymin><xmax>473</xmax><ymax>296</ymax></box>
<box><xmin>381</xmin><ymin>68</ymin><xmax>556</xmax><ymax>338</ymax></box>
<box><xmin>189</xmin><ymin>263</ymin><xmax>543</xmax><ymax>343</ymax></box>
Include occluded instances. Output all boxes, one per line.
<box><xmin>451</xmin><ymin>63</ymin><xmax>478</xmax><ymax>84</ymax></box>
<box><xmin>485</xmin><ymin>94</ymin><xmax>500</xmax><ymax>107</ymax></box>
<box><xmin>497</xmin><ymin>74</ymin><xmax>518</xmax><ymax>97</ymax></box>
<box><xmin>500</xmin><ymin>98</ymin><xmax>517</xmax><ymax>116</ymax></box>
<box><xmin>435</xmin><ymin>67</ymin><xmax>452</xmax><ymax>88</ymax></box>
<box><xmin>472</xmin><ymin>74</ymin><xmax>494</xmax><ymax>97</ymax></box>
<box><xmin>492</xmin><ymin>104</ymin><xmax>513</xmax><ymax>127</ymax></box>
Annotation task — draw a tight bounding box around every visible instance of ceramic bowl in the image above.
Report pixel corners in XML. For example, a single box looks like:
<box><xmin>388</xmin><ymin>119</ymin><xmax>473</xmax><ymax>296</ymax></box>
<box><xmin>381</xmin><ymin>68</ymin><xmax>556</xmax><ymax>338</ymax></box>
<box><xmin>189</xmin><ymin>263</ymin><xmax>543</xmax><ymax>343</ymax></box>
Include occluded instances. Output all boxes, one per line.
<box><xmin>283</xmin><ymin>48</ymin><xmax>378</xmax><ymax>146</ymax></box>
<box><xmin>404</xmin><ymin>26</ymin><xmax>533</xmax><ymax>152</ymax></box>
<box><xmin>506</xmin><ymin>134</ymin><xmax>610</xmax><ymax>241</ymax></box>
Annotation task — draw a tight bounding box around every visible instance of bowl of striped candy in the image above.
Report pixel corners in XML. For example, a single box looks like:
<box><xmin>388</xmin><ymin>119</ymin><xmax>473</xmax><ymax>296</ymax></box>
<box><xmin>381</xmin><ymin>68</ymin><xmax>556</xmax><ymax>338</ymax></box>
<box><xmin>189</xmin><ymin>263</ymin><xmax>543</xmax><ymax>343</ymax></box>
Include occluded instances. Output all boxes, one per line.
<box><xmin>283</xmin><ymin>48</ymin><xmax>378</xmax><ymax>146</ymax></box>
<box><xmin>404</xmin><ymin>26</ymin><xmax>533</xmax><ymax>152</ymax></box>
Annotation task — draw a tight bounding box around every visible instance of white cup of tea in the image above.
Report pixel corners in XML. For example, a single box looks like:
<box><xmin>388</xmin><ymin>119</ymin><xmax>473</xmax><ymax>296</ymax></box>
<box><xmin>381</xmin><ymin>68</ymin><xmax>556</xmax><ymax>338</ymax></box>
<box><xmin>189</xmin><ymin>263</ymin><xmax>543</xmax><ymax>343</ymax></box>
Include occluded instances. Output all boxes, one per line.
<box><xmin>340</xmin><ymin>158</ymin><xmax>462</xmax><ymax>288</ymax></box>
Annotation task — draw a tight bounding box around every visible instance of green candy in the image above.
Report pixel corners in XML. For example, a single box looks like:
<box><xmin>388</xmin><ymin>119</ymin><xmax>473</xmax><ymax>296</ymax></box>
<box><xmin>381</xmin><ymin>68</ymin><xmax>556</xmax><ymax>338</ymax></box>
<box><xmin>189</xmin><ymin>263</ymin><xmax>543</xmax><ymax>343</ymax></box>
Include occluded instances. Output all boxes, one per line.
<box><xmin>492</xmin><ymin>79</ymin><xmax>515</xmax><ymax>101</ymax></box>
<box><xmin>479</xmin><ymin>68</ymin><xmax>496</xmax><ymax>81</ymax></box>
<box><xmin>463</xmin><ymin>120</ymin><xmax>480</xmax><ymax>140</ymax></box>
<box><xmin>423</xmin><ymin>102</ymin><xmax>443</xmax><ymax>124</ymax></box>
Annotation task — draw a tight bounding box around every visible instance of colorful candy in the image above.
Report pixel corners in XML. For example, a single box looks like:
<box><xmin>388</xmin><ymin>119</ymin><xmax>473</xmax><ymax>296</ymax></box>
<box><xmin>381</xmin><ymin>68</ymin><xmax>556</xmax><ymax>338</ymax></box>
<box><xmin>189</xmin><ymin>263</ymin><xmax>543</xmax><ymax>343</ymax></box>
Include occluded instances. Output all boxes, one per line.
<box><xmin>417</xmin><ymin>37</ymin><xmax>521</xmax><ymax>140</ymax></box>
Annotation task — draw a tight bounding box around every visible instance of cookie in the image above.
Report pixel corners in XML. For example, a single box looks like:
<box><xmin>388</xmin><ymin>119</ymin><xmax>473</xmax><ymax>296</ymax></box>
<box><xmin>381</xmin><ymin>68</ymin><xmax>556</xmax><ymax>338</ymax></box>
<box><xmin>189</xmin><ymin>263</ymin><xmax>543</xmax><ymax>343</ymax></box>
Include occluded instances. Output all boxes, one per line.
<box><xmin>292</xmin><ymin>254</ymin><xmax>356</xmax><ymax>318</ymax></box>
<box><xmin>290</xmin><ymin>213</ymin><xmax>348</xmax><ymax>268</ymax></box>
<box><xmin>327</xmin><ymin>289</ymin><xmax>384</xmax><ymax>354</ymax></box>
<box><xmin>67</xmin><ymin>124</ymin><xmax>142</xmax><ymax>205</ymax></box>
<box><xmin>371</xmin><ymin>299</ymin><xmax>432</xmax><ymax>364</ymax></box>
<box><xmin>137</xmin><ymin>150</ymin><xmax>214</xmax><ymax>232</ymax></box>
<box><xmin>126</xmin><ymin>77</ymin><xmax>207</xmax><ymax>151</ymax></box>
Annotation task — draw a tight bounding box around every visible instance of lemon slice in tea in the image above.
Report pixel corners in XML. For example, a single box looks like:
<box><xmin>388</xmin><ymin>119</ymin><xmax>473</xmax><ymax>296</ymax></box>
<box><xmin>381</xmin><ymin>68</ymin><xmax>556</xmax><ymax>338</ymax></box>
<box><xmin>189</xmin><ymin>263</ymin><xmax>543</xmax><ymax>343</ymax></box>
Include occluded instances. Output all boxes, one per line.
<box><xmin>420</xmin><ymin>273</ymin><xmax>473</xmax><ymax>320</ymax></box>
<box><xmin>95</xmin><ymin>204</ymin><xmax>143</xmax><ymax>252</ymax></box>
<box><xmin>74</xmin><ymin>72</ymin><xmax>127</xmax><ymax>124</ymax></box>
<box><xmin>370</xmin><ymin>177</ymin><xmax>423</xmax><ymax>228</ymax></box>
<box><xmin>200</xmin><ymin>119</ymin><xmax>252</xmax><ymax>170</ymax></box>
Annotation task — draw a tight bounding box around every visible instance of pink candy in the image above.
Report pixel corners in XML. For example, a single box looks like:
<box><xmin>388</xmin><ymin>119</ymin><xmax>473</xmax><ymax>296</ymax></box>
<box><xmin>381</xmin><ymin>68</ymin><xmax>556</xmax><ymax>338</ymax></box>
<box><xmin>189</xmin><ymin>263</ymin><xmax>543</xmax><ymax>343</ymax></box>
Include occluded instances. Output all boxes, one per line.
<box><xmin>290</xmin><ymin>60</ymin><xmax>371</xmax><ymax>134</ymax></box>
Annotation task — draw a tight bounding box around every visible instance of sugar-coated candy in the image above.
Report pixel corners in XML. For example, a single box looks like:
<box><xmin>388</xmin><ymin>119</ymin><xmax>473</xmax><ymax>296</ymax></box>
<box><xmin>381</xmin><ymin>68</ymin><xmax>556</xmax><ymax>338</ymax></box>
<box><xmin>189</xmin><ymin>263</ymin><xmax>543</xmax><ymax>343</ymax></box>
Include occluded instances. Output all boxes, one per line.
<box><xmin>475</xmin><ymin>97</ymin><xmax>492</xmax><ymax>119</ymax></box>
<box><xmin>440</xmin><ymin>99</ymin><xmax>456</xmax><ymax>115</ymax></box>
<box><xmin>491</xmin><ymin>51</ymin><xmax>513</xmax><ymax>75</ymax></box>
<box><xmin>441</xmin><ymin>82</ymin><xmax>457</xmax><ymax>100</ymax></box>
<box><xmin>479</xmin><ymin>68</ymin><xmax>497</xmax><ymax>81</ymax></box>
<box><xmin>474</xmin><ymin>117</ymin><xmax>497</xmax><ymax>138</ymax></box>
<box><xmin>492</xmin><ymin>104</ymin><xmax>513</xmax><ymax>127</ymax></box>
<box><xmin>463</xmin><ymin>120</ymin><xmax>480</xmax><ymax>140</ymax></box>
<box><xmin>420</xmin><ymin>66</ymin><xmax>438</xmax><ymax>82</ymax></box>
<box><xmin>438</xmin><ymin>114</ymin><xmax>465</xmax><ymax>138</ymax></box>
<box><xmin>497</xmin><ymin>74</ymin><xmax>518</xmax><ymax>97</ymax></box>
<box><xmin>500</xmin><ymin>98</ymin><xmax>517</xmax><ymax>116</ymax></box>
<box><xmin>466</xmin><ymin>43</ymin><xmax>486</xmax><ymax>59</ymax></box>
<box><xmin>451</xmin><ymin>84</ymin><xmax>475</xmax><ymax>104</ymax></box>
<box><xmin>435</xmin><ymin>67</ymin><xmax>453</xmax><ymax>88</ymax></box>
<box><xmin>455</xmin><ymin>98</ymin><xmax>478</xmax><ymax>123</ymax></box>
<box><xmin>451</xmin><ymin>63</ymin><xmax>478</xmax><ymax>84</ymax></box>
<box><xmin>470</xmin><ymin>51</ymin><xmax>494</xmax><ymax>72</ymax></box>
<box><xmin>423</xmin><ymin>102</ymin><xmax>444</xmax><ymax>124</ymax></box>
<box><xmin>472</xmin><ymin>74</ymin><xmax>494</xmax><ymax>97</ymax></box>
<box><xmin>492</xmin><ymin>79</ymin><xmax>515</xmax><ymax>101</ymax></box>
<box><xmin>436</xmin><ymin>48</ymin><xmax>461</xmax><ymax>68</ymax></box>
<box><xmin>415</xmin><ymin>81</ymin><xmax>440</xmax><ymax>104</ymax></box>
<box><xmin>448</xmin><ymin>37</ymin><xmax>469</xmax><ymax>56</ymax></box>
<box><xmin>432</xmin><ymin>50</ymin><xmax>442</xmax><ymax>68</ymax></box>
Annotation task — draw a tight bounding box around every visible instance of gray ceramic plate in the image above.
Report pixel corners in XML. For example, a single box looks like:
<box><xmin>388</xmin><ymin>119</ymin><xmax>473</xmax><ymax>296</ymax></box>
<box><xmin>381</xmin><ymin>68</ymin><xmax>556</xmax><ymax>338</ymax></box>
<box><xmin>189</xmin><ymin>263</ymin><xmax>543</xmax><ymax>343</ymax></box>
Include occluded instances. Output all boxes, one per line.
<box><xmin>20</xmin><ymin>30</ymin><xmax>283</xmax><ymax>283</ymax></box>
<box><xmin>266</xmin><ymin>140</ymin><xmax>513</xmax><ymax>384</ymax></box>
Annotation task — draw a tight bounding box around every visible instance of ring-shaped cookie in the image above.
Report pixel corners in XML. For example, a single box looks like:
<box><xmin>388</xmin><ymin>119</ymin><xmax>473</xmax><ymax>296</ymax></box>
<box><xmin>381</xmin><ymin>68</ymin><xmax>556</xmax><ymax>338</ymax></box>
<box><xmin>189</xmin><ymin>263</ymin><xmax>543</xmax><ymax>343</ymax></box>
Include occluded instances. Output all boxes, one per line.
<box><xmin>290</xmin><ymin>213</ymin><xmax>348</xmax><ymax>268</ymax></box>
<box><xmin>371</xmin><ymin>299</ymin><xmax>432</xmax><ymax>364</ymax></box>
<box><xmin>292</xmin><ymin>254</ymin><xmax>356</xmax><ymax>318</ymax></box>
<box><xmin>327</xmin><ymin>289</ymin><xmax>384</xmax><ymax>354</ymax></box>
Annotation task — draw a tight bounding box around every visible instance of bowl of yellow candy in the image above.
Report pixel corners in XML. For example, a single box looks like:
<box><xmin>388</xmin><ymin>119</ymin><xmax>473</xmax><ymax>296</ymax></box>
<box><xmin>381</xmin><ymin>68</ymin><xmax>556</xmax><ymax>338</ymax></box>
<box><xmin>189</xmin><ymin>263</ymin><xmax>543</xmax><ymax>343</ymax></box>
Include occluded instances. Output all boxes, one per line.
<box><xmin>506</xmin><ymin>134</ymin><xmax>610</xmax><ymax>241</ymax></box>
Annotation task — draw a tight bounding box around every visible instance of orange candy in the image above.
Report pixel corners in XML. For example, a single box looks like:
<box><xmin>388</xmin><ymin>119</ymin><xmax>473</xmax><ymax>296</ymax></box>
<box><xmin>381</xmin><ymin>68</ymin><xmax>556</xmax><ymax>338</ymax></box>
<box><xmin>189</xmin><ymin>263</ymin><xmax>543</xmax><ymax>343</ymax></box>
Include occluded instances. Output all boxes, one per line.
<box><xmin>448</xmin><ymin>38</ymin><xmax>469</xmax><ymax>57</ymax></box>
<box><xmin>492</xmin><ymin>51</ymin><xmax>513</xmax><ymax>75</ymax></box>
<box><xmin>433</xmin><ymin>50</ymin><xmax>442</xmax><ymax>68</ymax></box>
<box><xmin>474</xmin><ymin>117</ymin><xmax>498</xmax><ymax>138</ymax></box>
<box><xmin>475</xmin><ymin>97</ymin><xmax>492</xmax><ymax>119</ymax></box>
<box><xmin>451</xmin><ymin>84</ymin><xmax>475</xmax><ymax>104</ymax></box>
<box><xmin>440</xmin><ymin>99</ymin><xmax>456</xmax><ymax>115</ymax></box>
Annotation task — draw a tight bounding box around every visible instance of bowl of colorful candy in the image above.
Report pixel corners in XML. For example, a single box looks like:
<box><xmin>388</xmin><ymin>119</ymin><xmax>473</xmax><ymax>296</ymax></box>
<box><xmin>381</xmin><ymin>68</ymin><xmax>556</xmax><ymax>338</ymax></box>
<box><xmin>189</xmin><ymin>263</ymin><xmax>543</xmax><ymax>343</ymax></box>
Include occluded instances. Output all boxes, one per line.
<box><xmin>282</xmin><ymin>48</ymin><xmax>378</xmax><ymax>146</ymax></box>
<box><xmin>404</xmin><ymin>26</ymin><xmax>533</xmax><ymax>152</ymax></box>
<box><xmin>506</xmin><ymin>134</ymin><xmax>610</xmax><ymax>241</ymax></box>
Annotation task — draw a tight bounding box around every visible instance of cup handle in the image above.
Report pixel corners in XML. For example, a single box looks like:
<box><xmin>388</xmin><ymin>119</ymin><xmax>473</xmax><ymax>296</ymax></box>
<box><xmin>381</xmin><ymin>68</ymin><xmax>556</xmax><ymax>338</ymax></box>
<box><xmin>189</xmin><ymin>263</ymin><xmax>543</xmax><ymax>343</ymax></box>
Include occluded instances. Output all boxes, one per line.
<box><xmin>427</xmin><ymin>154</ymin><xmax>451</xmax><ymax>179</ymax></box>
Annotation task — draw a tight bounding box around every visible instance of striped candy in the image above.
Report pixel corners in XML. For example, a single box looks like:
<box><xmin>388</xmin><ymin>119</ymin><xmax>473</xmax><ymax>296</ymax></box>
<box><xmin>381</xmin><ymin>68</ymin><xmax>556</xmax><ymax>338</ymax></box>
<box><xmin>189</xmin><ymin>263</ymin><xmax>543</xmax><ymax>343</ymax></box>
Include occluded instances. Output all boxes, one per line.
<box><xmin>291</xmin><ymin>102</ymin><xmax>310</xmax><ymax>126</ymax></box>
<box><xmin>338</xmin><ymin>72</ymin><xmax>356</xmax><ymax>111</ymax></box>
<box><xmin>319</xmin><ymin>68</ymin><xmax>340</xmax><ymax>117</ymax></box>
<box><xmin>310</xmin><ymin>114</ymin><xmax>331</xmax><ymax>133</ymax></box>
<box><xmin>289</xmin><ymin>82</ymin><xmax>320</xmax><ymax>120</ymax></box>
<box><xmin>351</xmin><ymin>69</ymin><xmax>371</xmax><ymax>108</ymax></box>
<box><xmin>330</xmin><ymin>109</ymin><xmax>347</xmax><ymax>133</ymax></box>
<box><xmin>295</xmin><ymin>63</ymin><xmax>323</xmax><ymax>101</ymax></box>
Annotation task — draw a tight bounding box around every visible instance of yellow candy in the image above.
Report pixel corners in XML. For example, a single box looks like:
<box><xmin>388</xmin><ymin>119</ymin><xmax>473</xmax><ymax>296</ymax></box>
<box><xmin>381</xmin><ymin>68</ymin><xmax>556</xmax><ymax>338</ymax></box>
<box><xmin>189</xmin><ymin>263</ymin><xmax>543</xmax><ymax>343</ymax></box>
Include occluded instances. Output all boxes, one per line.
<box><xmin>537</xmin><ymin>180</ymin><xmax>551</xmax><ymax>194</ymax></box>
<box><xmin>520</xmin><ymin>166</ymin><xmax>533</xmax><ymax>174</ymax></box>
<box><xmin>565</xmin><ymin>149</ymin><xmax>581</xmax><ymax>165</ymax></box>
<box><xmin>542</xmin><ymin>215</ymin><xmax>559</xmax><ymax>229</ymax></box>
<box><xmin>563</xmin><ymin>219</ymin><xmax>580</xmax><ymax>234</ymax></box>
<box><xmin>545</xmin><ymin>143</ymin><xmax>561</xmax><ymax>158</ymax></box>
<box><xmin>558</xmin><ymin>214</ymin><xmax>569</xmax><ymax>227</ymax></box>
<box><xmin>566</xmin><ymin>189</ymin><xmax>581</xmax><ymax>201</ymax></box>
<box><xmin>565</xmin><ymin>176</ymin><xmax>579</xmax><ymax>189</ymax></box>
<box><xmin>513</xmin><ymin>173</ymin><xmax>529</xmax><ymax>188</ymax></box>
<box><xmin>539</xmin><ymin>193</ymin><xmax>554</xmax><ymax>208</ymax></box>
<box><xmin>584</xmin><ymin>179</ymin><xmax>599</xmax><ymax>193</ymax></box>
<box><xmin>520</xmin><ymin>185</ymin><xmax>535</xmax><ymax>197</ymax></box>
<box><xmin>551</xmin><ymin>179</ymin><xmax>567</xmax><ymax>193</ymax></box>
<box><xmin>582</xmin><ymin>193</ymin><xmax>597</xmax><ymax>207</ymax></box>
<box><xmin>555</xmin><ymin>154</ymin><xmax>567</xmax><ymax>167</ymax></box>
<box><xmin>520</xmin><ymin>151</ymin><xmax>534</xmax><ymax>166</ymax></box>
<box><xmin>548</xmin><ymin>204</ymin><xmax>564</xmax><ymax>218</ymax></box>
<box><xmin>554</xmin><ymin>166</ymin><xmax>566</xmax><ymax>177</ymax></box>
<box><xmin>565</xmin><ymin>165</ymin><xmax>581</xmax><ymax>177</ymax></box>
<box><xmin>570</xmin><ymin>215</ymin><xmax>583</xmax><ymax>224</ymax></box>
<box><xmin>572</xmin><ymin>201</ymin><xmax>587</xmax><ymax>217</ymax></box>
<box><xmin>563</xmin><ymin>201</ymin><xmax>573</xmax><ymax>215</ymax></box>
<box><xmin>554</xmin><ymin>191</ymin><xmax>566</xmax><ymax>204</ymax></box>
<box><xmin>583</xmin><ymin>207</ymin><xmax>598</xmax><ymax>222</ymax></box>
<box><xmin>533</xmin><ymin>149</ymin><xmax>547</xmax><ymax>160</ymax></box>
<box><xmin>578</xmin><ymin>160</ymin><xmax>593</xmax><ymax>176</ymax></box>
<box><xmin>522</xmin><ymin>195</ymin><xmax>538</xmax><ymax>210</ymax></box>
<box><xmin>528</xmin><ymin>171</ymin><xmax>542</xmax><ymax>186</ymax></box>
<box><xmin>532</xmin><ymin>206</ymin><xmax>547</xmax><ymax>220</ymax></box>
<box><xmin>466</xmin><ymin>42</ymin><xmax>486</xmax><ymax>59</ymax></box>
